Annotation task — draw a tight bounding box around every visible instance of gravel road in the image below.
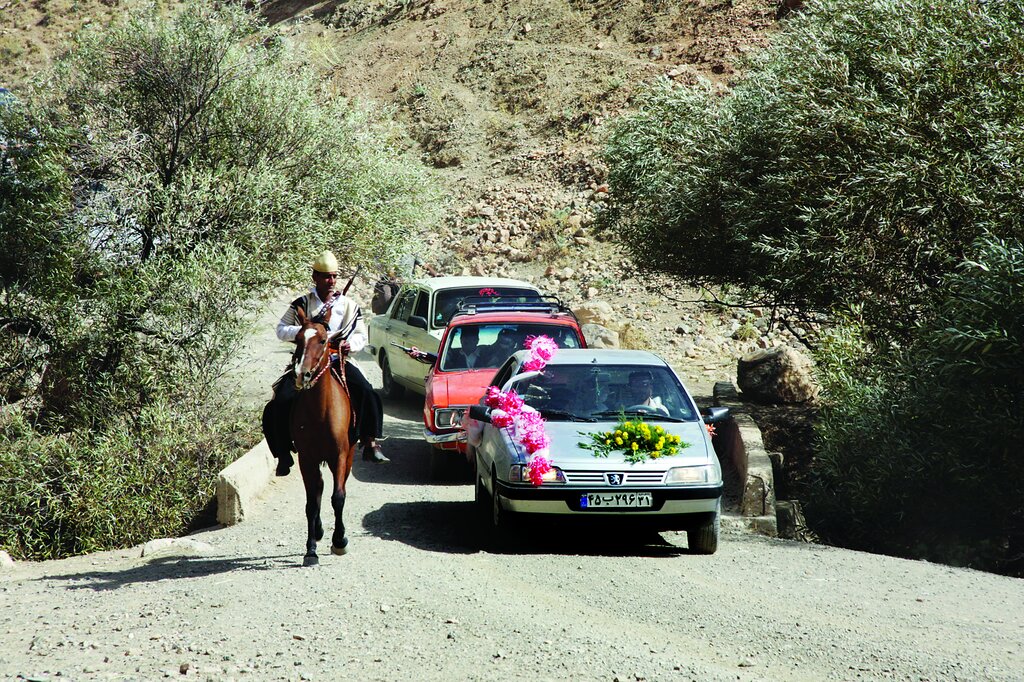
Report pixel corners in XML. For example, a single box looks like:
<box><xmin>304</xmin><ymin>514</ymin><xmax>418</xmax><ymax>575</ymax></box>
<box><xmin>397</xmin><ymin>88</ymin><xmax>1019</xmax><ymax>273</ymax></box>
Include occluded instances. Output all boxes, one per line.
<box><xmin>2</xmin><ymin>297</ymin><xmax>1022</xmax><ymax>682</ymax></box>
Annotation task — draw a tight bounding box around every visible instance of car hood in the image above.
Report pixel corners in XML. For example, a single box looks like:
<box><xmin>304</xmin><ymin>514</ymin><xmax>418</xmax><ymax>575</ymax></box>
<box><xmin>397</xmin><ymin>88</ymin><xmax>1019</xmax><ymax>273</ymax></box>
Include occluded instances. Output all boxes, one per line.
<box><xmin>528</xmin><ymin>419</ymin><xmax>714</xmax><ymax>468</ymax></box>
<box><xmin>431</xmin><ymin>370</ymin><xmax>496</xmax><ymax>407</ymax></box>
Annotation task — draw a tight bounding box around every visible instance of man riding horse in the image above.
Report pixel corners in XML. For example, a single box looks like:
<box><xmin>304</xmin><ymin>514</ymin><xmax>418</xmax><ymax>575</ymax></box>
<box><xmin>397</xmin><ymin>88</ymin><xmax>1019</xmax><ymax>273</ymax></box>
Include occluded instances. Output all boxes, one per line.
<box><xmin>263</xmin><ymin>250</ymin><xmax>389</xmax><ymax>476</ymax></box>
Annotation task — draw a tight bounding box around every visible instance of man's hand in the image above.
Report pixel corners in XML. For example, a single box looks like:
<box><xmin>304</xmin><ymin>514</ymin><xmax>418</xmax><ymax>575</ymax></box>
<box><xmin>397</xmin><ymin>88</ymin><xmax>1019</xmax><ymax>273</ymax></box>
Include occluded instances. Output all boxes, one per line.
<box><xmin>330</xmin><ymin>338</ymin><xmax>351</xmax><ymax>355</ymax></box>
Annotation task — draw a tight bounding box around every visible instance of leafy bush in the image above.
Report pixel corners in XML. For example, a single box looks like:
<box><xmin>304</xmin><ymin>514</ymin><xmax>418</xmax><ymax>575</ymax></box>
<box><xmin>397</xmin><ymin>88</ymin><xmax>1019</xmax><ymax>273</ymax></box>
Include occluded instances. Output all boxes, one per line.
<box><xmin>809</xmin><ymin>237</ymin><xmax>1024</xmax><ymax>573</ymax></box>
<box><xmin>601</xmin><ymin>0</ymin><xmax>1024</xmax><ymax>572</ymax></box>
<box><xmin>603</xmin><ymin>0</ymin><xmax>1024</xmax><ymax>339</ymax></box>
<box><xmin>0</xmin><ymin>1</ymin><xmax>437</xmax><ymax>559</ymax></box>
<box><xmin>0</xmin><ymin>405</ymin><xmax>250</xmax><ymax>559</ymax></box>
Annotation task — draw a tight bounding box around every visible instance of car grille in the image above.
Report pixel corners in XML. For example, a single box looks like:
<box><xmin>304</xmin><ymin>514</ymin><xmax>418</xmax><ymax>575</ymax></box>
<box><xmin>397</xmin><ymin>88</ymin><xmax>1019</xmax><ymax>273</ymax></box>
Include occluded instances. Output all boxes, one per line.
<box><xmin>561</xmin><ymin>470</ymin><xmax>666</xmax><ymax>485</ymax></box>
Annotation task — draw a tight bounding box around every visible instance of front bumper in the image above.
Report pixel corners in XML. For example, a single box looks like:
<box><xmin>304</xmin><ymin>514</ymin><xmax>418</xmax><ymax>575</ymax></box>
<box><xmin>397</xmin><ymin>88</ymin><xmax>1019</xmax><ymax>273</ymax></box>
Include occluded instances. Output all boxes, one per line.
<box><xmin>494</xmin><ymin>481</ymin><xmax>722</xmax><ymax>521</ymax></box>
<box><xmin>423</xmin><ymin>428</ymin><xmax>467</xmax><ymax>445</ymax></box>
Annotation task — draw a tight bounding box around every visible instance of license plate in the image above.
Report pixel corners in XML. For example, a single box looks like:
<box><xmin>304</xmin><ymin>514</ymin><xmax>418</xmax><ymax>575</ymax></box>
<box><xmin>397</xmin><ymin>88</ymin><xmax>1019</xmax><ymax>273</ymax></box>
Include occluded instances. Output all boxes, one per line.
<box><xmin>580</xmin><ymin>492</ymin><xmax>653</xmax><ymax>509</ymax></box>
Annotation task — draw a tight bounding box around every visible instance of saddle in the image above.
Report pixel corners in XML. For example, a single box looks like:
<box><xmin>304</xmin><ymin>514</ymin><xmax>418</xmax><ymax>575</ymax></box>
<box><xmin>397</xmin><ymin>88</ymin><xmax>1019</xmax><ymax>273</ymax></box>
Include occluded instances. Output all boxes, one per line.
<box><xmin>261</xmin><ymin>362</ymin><xmax>357</xmax><ymax>461</ymax></box>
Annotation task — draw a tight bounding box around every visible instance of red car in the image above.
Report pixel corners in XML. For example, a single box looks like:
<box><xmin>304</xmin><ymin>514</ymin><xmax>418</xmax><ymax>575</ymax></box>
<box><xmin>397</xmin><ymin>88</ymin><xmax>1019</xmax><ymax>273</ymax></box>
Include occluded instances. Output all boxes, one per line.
<box><xmin>419</xmin><ymin>298</ymin><xmax>587</xmax><ymax>474</ymax></box>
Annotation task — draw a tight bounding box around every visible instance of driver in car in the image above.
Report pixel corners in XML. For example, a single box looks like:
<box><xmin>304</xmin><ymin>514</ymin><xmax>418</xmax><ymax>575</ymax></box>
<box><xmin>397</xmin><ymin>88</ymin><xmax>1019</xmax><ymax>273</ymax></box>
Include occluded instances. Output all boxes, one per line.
<box><xmin>623</xmin><ymin>370</ymin><xmax>669</xmax><ymax>415</ymax></box>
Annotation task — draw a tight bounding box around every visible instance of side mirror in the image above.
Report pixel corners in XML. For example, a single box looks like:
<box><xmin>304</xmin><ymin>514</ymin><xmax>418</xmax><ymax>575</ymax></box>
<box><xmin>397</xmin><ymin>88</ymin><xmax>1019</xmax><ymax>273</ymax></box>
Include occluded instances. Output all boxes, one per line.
<box><xmin>702</xmin><ymin>406</ymin><xmax>731</xmax><ymax>424</ymax></box>
<box><xmin>468</xmin><ymin>404</ymin><xmax>491</xmax><ymax>423</ymax></box>
<box><xmin>408</xmin><ymin>315</ymin><xmax>428</xmax><ymax>330</ymax></box>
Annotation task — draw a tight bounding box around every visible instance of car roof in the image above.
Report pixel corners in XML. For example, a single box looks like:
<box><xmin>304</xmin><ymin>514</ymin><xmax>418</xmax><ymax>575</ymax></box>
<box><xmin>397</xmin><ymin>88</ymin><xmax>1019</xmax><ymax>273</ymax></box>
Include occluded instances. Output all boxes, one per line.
<box><xmin>511</xmin><ymin>348</ymin><xmax>670</xmax><ymax>366</ymax></box>
<box><xmin>405</xmin><ymin>276</ymin><xmax>539</xmax><ymax>292</ymax></box>
<box><xmin>447</xmin><ymin>311</ymin><xmax>580</xmax><ymax>327</ymax></box>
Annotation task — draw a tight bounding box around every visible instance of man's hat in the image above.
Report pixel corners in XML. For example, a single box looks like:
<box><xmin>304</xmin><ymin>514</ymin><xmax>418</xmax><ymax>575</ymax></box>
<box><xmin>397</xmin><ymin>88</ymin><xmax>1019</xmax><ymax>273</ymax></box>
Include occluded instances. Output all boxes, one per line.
<box><xmin>312</xmin><ymin>251</ymin><xmax>340</xmax><ymax>274</ymax></box>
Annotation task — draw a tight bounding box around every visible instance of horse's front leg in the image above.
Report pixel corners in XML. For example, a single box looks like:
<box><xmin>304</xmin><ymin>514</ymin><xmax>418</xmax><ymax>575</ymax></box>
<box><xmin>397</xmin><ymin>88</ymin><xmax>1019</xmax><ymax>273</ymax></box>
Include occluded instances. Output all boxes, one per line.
<box><xmin>303</xmin><ymin>469</ymin><xmax>324</xmax><ymax>566</ymax></box>
<box><xmin>329</xmin><ymin>452</ymin><xmax>351</xmax><ymax>555</ymax></box>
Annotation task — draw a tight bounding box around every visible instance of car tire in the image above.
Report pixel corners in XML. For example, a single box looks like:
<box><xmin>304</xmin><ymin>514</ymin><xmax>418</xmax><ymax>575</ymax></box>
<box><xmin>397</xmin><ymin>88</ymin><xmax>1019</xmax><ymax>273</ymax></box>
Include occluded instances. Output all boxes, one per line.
<box><xmin>474</xmin><ymin>462</ymin><xmax>491</xmax><ymax>519</ymax></box>
<box><xmin>491</xmin><ymin>470</ymin><xmax>513</xmax><ymax>532</ymax></box>
<box><xmin>687</xmin><ymin>501</ymin><xmax>721</xmax><ymax>555</ymax></box>
<box><xmin>380</xmin><ymin>352</ymin><xmax>404</xmax><ymax>399</ymax></box>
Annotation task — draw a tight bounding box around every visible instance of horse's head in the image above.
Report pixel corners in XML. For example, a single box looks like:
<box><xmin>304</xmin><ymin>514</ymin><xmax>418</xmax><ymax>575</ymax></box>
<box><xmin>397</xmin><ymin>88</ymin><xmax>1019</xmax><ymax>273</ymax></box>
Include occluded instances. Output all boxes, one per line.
<box><xmin>292</xmin><ymin>306</ymin><xmax>333</xmax><ymax>391</ymax></box>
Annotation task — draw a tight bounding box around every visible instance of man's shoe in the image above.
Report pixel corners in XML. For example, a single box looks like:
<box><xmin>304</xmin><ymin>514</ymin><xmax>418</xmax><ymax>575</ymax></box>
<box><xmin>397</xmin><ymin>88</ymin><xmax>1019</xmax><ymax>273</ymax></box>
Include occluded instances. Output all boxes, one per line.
<box><xmin>362</xmin><ymin>444</ymin><xmax>389</xmax><ymax>463</ymax></box>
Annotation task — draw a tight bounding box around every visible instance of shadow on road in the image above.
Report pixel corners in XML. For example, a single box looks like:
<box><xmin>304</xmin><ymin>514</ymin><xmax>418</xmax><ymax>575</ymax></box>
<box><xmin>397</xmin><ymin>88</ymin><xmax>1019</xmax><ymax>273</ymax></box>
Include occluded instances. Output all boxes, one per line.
<box><xmin>362</xmin><ymin>501</ymin><xmax>694</xmax><ymax>558</ymax></box>
<box><xmin>36</xmin><ymin>554</ymin><xmax>309</xmax><ymax>591</ymax></box>
<box><xmin>351</xmin><ymin>435</ymin><xmax>472</xmax><ymax>487</ymax></box>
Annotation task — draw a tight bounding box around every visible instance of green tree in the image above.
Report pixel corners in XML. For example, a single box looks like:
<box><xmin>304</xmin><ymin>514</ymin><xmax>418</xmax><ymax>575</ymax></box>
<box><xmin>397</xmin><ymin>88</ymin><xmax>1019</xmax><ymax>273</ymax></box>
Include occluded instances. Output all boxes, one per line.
<box><xmin>602</xmin><ymin>0</ymin><xmax>1024</xmax><ymax>572</ymax></box>
<box><xmin>0</xmin><ymin>1</ymin><xmax>437</xmax><ymax>559</ymax></box>
<box><xmin>603</xmin><ymin>0</ymin><xmax>1024</xmax><ymax>338</ymax></box>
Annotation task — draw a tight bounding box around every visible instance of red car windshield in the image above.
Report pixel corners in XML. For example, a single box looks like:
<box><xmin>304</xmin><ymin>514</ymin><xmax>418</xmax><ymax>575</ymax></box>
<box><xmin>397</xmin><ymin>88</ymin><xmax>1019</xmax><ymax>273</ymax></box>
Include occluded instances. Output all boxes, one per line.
<box><xmin>440</xmin><ymin>323</ymin><xmax>583</xmax><ymax>371</ymax></box>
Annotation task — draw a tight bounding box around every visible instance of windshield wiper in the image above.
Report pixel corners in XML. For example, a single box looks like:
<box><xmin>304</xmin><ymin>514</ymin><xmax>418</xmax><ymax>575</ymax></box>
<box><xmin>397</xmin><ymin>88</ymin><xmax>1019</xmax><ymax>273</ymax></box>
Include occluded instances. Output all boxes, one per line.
<box><xmin>590</xmin><ymin>410</ymin><xmax>687</xmax><ymax>423</ymax></box>
<box><xmin>539</xmin><ymin>408</ymin><xmax>595</xmax><ymax>422</ymax></box>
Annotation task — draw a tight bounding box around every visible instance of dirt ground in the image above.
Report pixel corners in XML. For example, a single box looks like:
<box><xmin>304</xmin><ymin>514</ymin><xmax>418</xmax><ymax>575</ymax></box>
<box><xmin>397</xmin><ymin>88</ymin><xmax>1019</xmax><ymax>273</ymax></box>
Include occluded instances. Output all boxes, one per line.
<box><xmin>3</xmin><ymin>341</ymin><xmax>1024</xmax><ymax>681</ymax></box>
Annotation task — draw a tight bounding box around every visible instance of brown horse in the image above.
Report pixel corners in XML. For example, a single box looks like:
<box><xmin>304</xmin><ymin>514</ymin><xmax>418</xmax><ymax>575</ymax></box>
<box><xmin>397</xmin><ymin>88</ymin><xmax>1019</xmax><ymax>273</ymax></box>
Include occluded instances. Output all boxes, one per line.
<box><xmin>290</xmin><ymin>306</ymin><xmax>355</xmax><ymax>566</ymax></box>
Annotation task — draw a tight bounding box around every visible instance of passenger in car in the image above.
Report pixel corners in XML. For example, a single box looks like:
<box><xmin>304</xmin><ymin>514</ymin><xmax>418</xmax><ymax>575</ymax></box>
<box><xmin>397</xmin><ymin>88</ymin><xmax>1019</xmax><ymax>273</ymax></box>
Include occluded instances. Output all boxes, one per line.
<box><xmin>445</xmin><ymin>327</ymin><xmax>484</xmax><ymax>369</ymax></box>
<box><xmin>484</xmin><ymin>328</ymin><xmax>521</xmax><ymax>367</ymax></box>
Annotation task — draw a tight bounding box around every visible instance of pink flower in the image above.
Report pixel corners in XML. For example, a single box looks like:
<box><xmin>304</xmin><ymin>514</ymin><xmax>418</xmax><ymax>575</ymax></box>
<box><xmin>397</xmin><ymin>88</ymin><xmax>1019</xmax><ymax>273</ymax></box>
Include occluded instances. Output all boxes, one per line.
<box><xmin>484</xmin><ymin>385</ymin><xmax>502</xmax><ymax>408</ymax></box>
<box><xmin>491</xmin><ymin>409</ymin><xmax>514</xmax><ymax>428</ymax></box>
<box><xmin>521</xmin><ymin>335</ymin><xmax>558</xmax><ymax>372</ymax></box>
<box><xmin>522</xmin><ymin>357</ymin><xmax>546</xmax><ymax>372</ymax></box>
<box><xmin>497</xmin><ymin>389</ymin><xmax>524</xmax><ymax>414</ymax></box>
<box><xmin>515</xmin><ymin>410</ymin><xmax>550</xmax><ymax>453</ymax></box>
<box><xmin>527</xmin><ymin>454</ymin><xmax>552</xmax><ymax>486</ymax></box>
<box><xmin>525</xmin><ymin>335</ymin><xmax>557</xmax><ymax>361</ymax></box>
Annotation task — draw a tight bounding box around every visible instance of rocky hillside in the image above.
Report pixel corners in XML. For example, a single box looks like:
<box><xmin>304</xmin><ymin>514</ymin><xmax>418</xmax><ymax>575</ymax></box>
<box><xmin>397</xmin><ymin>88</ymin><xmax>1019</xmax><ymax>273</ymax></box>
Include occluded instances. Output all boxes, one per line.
<box><xmin>1</xmin><ymin>0</ymin><xmax>806</xmax><ymax>393</ymax></box>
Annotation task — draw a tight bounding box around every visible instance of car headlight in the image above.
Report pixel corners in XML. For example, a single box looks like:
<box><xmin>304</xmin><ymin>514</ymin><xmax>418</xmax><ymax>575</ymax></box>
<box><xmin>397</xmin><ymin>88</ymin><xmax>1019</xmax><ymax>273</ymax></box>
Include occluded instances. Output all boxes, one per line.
<box><xmin>665</xmin><ymin>465</ymin><xmax>719</xmax><ymax>485</ymax></box>
<box><xmin>433</xmin><ymin>407</ymin><xmax>466</xmax><ymax>430</ymax></box>
<box><xmin>508</xmin><ymin>464</ymin><xmax>566</xmax><ymax>484</ymax></box>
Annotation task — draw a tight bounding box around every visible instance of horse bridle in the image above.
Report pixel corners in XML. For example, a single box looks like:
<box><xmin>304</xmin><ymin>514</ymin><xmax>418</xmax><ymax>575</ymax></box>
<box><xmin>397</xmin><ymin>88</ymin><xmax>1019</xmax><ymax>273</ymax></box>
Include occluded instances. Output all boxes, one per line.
<box><xmin>296</xmin><ymin>326</ymin><xmax>332</xmax><ymax>391</ymax></box>
<box><xmin>297</xmin><ymin>324</ymin><xmax>351</xmax><ymax>394</ymax></box>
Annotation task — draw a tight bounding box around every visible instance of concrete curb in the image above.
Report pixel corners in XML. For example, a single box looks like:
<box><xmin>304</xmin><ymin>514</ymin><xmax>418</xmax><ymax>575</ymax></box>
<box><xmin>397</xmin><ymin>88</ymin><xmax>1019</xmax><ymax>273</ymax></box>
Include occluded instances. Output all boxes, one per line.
<box><xmin>216</xmin><ymin>439</ymin><xmax>275</xmax><ymax>526</ymax></box>
<box><xmin>713</xmin><ymin>381</ymin><xmax>778</xmax><ymax>536</ymax></box>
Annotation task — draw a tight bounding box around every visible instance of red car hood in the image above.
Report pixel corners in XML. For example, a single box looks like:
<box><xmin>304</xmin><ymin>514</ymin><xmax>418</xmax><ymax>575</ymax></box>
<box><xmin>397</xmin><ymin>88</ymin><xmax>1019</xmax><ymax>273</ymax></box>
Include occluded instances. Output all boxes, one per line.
<box><xmin>429</xmin><ymin>368</ymin><xmax>497</xmax><ymax>408</ymax></box>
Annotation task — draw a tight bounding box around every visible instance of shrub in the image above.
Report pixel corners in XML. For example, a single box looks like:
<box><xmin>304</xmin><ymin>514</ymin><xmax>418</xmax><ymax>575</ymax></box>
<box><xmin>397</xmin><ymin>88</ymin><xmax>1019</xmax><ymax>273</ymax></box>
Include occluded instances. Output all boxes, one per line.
<box><xmin>0</xmin><ymin>405</ymin><xmax>250</xmax><ymax>559</ymax></box>
<box><xmin>0</xmin><ymin>1</ymin><xmax>437</xmax><ymax>559</ymax></box>
<box><xmin>603</xmin><ymin>0</ymin><xmax>1024</xmax><ymax>340</ymax></box>
<box><xmin>808</xmin><ymin>236</ymin><xmax>1024</xmax><ymax>574</ymax></box>
<box><xmin>602</xmin><ymin>0</ymin><xmax>1024</xmax><ymax>572</ymax></box>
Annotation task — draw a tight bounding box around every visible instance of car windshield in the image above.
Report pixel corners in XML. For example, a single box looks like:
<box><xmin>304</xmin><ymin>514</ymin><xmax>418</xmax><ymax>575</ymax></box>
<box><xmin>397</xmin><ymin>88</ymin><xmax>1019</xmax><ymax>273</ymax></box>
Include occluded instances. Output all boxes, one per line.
<box><xmin>440</xmin><ymin>323</ymin><xmax>583</xmax><ymax>372</ymax></box>
<box><xmin>432</xmin><ymin>287</ymin><xmax>538</xmax><ymax>328</ymax></box>
<box><xmin>509</xmin><ymin>364</ymin><xmax>699</xmax><ymax>422</ymax></box>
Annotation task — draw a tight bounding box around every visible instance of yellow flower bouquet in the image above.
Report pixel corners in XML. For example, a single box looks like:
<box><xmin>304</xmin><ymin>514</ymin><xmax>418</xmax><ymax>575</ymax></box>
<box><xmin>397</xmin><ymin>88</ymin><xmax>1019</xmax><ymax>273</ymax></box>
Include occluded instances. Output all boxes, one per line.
<box><xmin>579</xmin><ymin>413</ymin><xmax>690</xmax><ymax>464</ymax></box>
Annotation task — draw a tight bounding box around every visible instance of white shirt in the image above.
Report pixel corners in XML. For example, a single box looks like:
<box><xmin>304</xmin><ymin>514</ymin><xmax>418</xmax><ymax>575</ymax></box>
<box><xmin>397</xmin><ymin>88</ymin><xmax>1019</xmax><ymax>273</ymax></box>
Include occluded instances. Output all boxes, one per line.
<box><xmin>276</xmin><ymin>288</ymin><xmax>368</xmax><ymax>353</ymax></box>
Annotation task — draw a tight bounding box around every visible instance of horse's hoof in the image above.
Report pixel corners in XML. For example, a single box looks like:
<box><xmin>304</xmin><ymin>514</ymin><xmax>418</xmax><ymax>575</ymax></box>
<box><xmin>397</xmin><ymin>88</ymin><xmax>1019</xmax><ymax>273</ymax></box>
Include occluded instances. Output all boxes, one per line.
<box><xmin>302</xmin><ymin>554</ymin><xmax>319</xmax><ymax>567</ymax></box>
<box><xmin>331</xmin><ymin>539</ymin><xmax>349</xmax><ymax>555</ymax></box>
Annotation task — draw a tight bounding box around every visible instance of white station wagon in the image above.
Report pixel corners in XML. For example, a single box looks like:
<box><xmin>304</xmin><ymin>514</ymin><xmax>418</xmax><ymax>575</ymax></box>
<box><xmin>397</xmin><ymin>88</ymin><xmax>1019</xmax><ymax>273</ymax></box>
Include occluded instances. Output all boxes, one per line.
<box><xmin>466</xmin><ymin>349</ymin><xmax>730</xmax><ymax>553</ymax></box>
<box><xmin>366</xmin><ymin>276</ymin><xmax>540</xmax><ymax>398</ymax></box>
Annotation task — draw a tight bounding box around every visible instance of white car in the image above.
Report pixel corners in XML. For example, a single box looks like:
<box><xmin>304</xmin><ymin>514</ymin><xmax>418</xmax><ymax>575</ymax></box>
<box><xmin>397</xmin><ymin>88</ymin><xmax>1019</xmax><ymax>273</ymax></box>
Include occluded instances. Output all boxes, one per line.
<box><xmin>366</xmin><ymin>276</ymin><xmax>540</xmax><ymax>397</ymax></box>
<box><xmin>467</xmin><ymin>349</ymin><xmax>730</xmax><ymax>553</ymax></box>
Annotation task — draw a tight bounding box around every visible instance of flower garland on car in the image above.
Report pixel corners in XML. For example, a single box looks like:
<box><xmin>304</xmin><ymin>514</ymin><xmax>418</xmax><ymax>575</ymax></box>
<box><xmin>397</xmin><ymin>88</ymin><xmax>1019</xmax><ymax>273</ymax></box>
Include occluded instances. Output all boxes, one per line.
<box><xmin>579</xmin><ymin>413</ymin><xmax>690</xmax><ymax>465</ymax></box>
<box><xmin>482</xmin><ymin>335</ymin><xmax>557</xmax><ymax>486</ymax></box>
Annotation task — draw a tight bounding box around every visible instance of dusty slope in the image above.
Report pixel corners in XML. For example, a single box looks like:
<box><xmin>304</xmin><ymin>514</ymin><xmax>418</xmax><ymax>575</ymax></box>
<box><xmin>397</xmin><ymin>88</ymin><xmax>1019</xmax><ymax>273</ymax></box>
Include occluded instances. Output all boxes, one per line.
<box><xmin>1</xmin><ymin>1</ymin><xmax>797</xmax><ymax>394</ymax></box>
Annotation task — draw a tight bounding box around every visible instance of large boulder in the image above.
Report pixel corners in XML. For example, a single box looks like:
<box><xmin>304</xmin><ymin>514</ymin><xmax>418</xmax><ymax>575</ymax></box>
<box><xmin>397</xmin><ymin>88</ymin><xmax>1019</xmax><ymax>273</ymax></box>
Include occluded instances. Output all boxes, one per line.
<box><xmin>574</xmin><ymin>301</ymin><xmax>618</xmax><ymax>329</ymax></box>
<box><xmin>736</xmin><ymin>346</ymin><xmax>819</xmax><ymax>404</ymax></box>
<box><xmin>581</xmin><ymin>323</ymin><xmax>619</xmax><ymax>349</ymax></box>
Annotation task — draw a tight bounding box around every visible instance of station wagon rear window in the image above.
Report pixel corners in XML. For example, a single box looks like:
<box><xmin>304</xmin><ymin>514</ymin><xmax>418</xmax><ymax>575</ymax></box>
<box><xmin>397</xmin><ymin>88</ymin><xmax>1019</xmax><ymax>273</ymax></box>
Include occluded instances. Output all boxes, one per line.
<box><xmin>433</xmin><ymin>287</ymin><xmax>539</xmax><ymax>328</ymax></box>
